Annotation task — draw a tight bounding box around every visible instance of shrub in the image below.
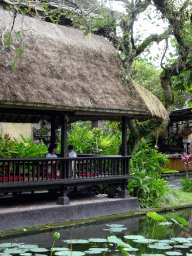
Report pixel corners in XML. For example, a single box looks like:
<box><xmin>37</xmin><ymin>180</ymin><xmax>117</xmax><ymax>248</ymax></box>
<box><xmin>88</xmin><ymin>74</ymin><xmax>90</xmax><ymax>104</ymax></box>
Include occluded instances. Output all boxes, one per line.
<box><xmin>181</xmin><ymin>176</ymin><xmax>192</xmax><ymax>192</ymax></box>
<box><xmin>0</xmin><ymin>134</ymin><xmax>16</xmax><ymax>158</ymax></box>
<box><xmin>128</xmin><ymin>139</ymin><xmax>169</xmax><ymax>208</ymax></box>
<box><xmin>13</xmin><ymin>135</ymin><xmax>48</xmax><ymax>158</ymax></box>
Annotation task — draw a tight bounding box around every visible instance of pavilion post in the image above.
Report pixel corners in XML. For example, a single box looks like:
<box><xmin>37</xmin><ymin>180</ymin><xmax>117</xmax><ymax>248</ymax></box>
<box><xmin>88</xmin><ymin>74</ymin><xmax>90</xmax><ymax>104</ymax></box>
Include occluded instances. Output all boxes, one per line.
<box><xmin>51</xmin><ymin>113</ymin><xmax>57</xmax><ymax>144</ymax></box>
<box><xmin>122</xmin><ymin>116</ymin><xmax>128</xmax><ymax>157</ymax></box>
<box><xmin>57</xmin><ymin>113</ymin><xmax>70</xmax><ymax>205</ymax></box>
<box><xmin>121</xmin><ymin>116</ymin><xmax>130</xmax><ymax>198</ymax></box>
<box><xmin>60</xmin><ymin>114</ymin><xmax>68</xmax><ymax>158</ymax></box>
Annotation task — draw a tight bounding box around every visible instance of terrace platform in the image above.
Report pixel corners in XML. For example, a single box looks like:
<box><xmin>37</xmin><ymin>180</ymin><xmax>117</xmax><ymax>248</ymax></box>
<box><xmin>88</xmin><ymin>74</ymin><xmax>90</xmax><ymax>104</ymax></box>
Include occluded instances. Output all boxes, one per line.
<box><xmin>0</xmin><ymin>191</ymin><xmax>139</xmax><ymax>232</ymax></box>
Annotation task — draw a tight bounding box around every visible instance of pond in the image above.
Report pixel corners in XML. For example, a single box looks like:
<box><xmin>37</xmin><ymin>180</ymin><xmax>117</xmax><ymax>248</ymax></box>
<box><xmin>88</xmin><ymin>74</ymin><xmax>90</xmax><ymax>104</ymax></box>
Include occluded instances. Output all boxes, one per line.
<box><xmin>0</xmin><ymin>208</ymin><xmax>192</xmax><ymax>256</ymax></box>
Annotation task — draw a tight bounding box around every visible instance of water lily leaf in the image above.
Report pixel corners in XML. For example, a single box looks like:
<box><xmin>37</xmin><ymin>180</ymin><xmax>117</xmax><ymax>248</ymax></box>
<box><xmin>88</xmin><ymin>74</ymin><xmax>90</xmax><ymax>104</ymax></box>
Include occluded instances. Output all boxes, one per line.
<box><xmin>4</xmin><ymin>248</ymin><xmax>27</xmax><ymax>254</ymax></box>
<box><xmin>21</xmin><ymin>245</ymin><xmax>39</xmax><ymax>249</ymax></box>
<box><xmin>20</xmin><ymin>253</ymin><xmax>33</xmax><ymax>256</ymax></box>
<box><xmin>158</xmin><ymin>222</ymin><xmax>173</xmax><ymax>226</ymax></box>
<box><xmin>52</xmin><ymin>248</ymin><xmax>69</xmax><ymax>251</ymax></box>
<box><xmin>158</xmin><ymin>240</ymin><xmax>174</xmax><ymax>244</ymax></box>
<box><xmin>147</xmin><ymin>212</ymin><xmax>167</xmax><ymax>222</ymax></box>
<box><xmin>174</xmin><ymin>245</ymin><xmax>190</xmax><ymax>248</ymax></box>
<box><xmin>167</xmin><ymin>213</ymin><xmax>188</xmax><ymax>226</ymax></box>
<box><xmin>148</xmin><ymin>245</ymin><xmax>173</xmax><ymax>250</ymax></box>
<box><xmin>30</xmin><ymin>248</ymin><xmax>49</xmax><ymax>252</ymax></box>
<box><xmin>134</xmin><ymin>239</ymin><xmax>157</xmax><ymax>244</ymax></box>
<box><xmin>141</xmin><ymin>254</ymin><xmax>165</xmax><ymax>256</ymax></box>
<box><xmin>123</xmin><ymin>247</ymin><xmax>139</xmax><ymax>251</ymax></box>
<box><xmin>84</xmin><ymin>248</ymin><xmax>108</xmax><ymax>253</ymax></box>
<box><xmin>63</xmin><ymin>239</ymin><xmax>89</xmax><ymax>244</ymax></box>
<box><xmin>171</xmin><ymin>238</ymin><xmax>188</xmax><ymax>243</ymax></box>
<box><xmin>109</xmin><ymin>228</ymin><xmax>127</xmax><ymax>232</ymax></box>
<box><xmin>107</xmin><ymin>235</ymin><xmax>131</xmax><ymax>248</ymax></box>
<box><xmin>106</xmin><ymin>224</ymin><xmax>125</xmax><ymax>227</ymax></box>
<box><xmin>165</xmin><ymin>252</ymin><xmax>183</xmax><ymax>255</ymax></box>
<box><xmin>88</xmin><ymin>238</ymin><xmax>108</xmax><ymax>243</ymax></box>
<box><xmin>124</xmin><ymin>235</ymin><xmax>145</xmax><ymax>240</ymax></box>
<box><xmin>0</xmin><ymin>243</ymin><xmax>20</xmax><ymax>248</ymax></box>
<box><xmin>55</xmin><ymin>252</ymin><xmax>85</xmax><ymax>256</ymax></box>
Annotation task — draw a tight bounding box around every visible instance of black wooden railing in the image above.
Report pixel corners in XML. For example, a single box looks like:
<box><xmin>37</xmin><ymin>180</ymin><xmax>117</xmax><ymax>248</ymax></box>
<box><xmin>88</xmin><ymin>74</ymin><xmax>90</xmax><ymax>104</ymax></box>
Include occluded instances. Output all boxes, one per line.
<box><xmin>0</xmin><ymin>156</ymin><xmax>131</xmax><ymax>183</ymax></box>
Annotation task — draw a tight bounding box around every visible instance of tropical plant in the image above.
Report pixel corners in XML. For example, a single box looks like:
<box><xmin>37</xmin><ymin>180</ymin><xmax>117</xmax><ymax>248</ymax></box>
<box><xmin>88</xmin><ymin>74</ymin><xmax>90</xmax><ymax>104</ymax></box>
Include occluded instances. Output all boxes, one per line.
<box><xmin>181</xmin><ymin>176</ymin><xmax>192</xmax><ymax>193</ymax></box>
<box><xmin>13</xmin><ymin>135</ymin><xmax>47</xmax><ymax>158</ymax></box>
<box><xmin>128</xmin><ymin>139</ymin><xmax>169</xmax><ymax>208</ymax></box>
<box><xmin>0</xmin><ymin>133</ymin><xmax>16</xmax><ymax>158</ymax></box>
<box><xmin>130</xmin><ymin>139</ymin><xmax>169</xmax><ymax>174</ymax></box>
<box><xmin>128</xmin><ymin>169</ymin><xmax>168</xmax><ymax>208</ymax></box>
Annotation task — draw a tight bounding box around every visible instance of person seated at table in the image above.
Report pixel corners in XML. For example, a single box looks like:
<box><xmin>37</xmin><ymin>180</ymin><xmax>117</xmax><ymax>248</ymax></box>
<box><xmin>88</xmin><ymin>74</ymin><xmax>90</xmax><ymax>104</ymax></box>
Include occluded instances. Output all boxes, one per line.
<box><xmin>45</xmin><ymin>143</ymin><xmax>58</xmax><ymax>158</ymax></box>
<box><xmin>68</xmin><ymin>145</ymin><xmax>77</xmax><ymax>158</ymax></box>
<box><xmin>44</xmin><ymin>143</ymin><xmax>59</xmax><ymax>177</ymax></box>
<box><xmin>68</xmin><ymin>145</ymin><xmax>77</xmax><ymax>177</ymax></box>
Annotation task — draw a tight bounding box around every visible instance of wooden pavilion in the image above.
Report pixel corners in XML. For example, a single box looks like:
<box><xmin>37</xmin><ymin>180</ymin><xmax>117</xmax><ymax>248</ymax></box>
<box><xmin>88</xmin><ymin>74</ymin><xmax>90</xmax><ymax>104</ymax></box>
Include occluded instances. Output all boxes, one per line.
<box><xmin>0</xmin><ymin>9</ymin><xmax>169</xmax><ymax>204</ymax></box>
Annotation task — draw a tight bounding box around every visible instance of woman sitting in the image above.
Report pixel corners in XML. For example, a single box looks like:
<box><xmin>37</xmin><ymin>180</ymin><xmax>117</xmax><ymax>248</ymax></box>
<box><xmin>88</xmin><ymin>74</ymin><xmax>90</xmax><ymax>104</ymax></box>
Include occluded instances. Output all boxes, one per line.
<box><xmin>44</xmin><ymin>143</ymin><xmax>60</xmax><ymax>177</ymax></box>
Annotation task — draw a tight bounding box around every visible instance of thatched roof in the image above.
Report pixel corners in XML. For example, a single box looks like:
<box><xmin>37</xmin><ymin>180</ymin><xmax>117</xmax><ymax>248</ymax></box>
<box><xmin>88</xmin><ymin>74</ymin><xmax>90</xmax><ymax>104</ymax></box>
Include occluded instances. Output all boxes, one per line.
<box><xmin>0</xmin><ymin>9</ymin><xmax>169</xmax><ymax>122</ymax></box>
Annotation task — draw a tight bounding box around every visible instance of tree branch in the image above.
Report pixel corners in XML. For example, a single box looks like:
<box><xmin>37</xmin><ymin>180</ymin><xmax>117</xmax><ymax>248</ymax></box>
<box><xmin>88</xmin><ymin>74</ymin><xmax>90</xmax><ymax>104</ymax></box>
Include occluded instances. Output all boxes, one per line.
<box><xmin>135</xmin><ymin>27</ymin><xmax>171</xmax><ymax>57</ymax></box>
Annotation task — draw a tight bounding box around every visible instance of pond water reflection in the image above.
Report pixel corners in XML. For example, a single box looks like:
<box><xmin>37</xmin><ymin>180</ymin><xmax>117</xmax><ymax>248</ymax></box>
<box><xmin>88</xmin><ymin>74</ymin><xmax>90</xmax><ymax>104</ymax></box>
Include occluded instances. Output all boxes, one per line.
<box><xmin>1</xmin><ymin>208</ymin><xmax>192</xmax><ymax>256</ymax></box>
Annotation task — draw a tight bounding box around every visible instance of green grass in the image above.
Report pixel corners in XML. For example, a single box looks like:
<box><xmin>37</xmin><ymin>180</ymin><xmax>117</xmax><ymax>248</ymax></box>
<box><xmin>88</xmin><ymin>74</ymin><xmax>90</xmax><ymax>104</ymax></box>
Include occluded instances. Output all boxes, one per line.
<box><xmin>152</xmin><ymin>188</ymin><xmax>192</xmax><ymax>207</ymax></box>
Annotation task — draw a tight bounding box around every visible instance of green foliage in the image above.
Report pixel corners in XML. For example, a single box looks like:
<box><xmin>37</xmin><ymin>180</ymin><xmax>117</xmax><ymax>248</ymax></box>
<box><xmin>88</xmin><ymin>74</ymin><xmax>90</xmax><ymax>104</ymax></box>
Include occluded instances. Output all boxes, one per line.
<box><xmin>132</xmin><ymin>60</ymin><xmax>165</xmax><ymax>103</ymax></box>
<box><xmin>13</xmin><ymin>135</ymin><xmax>47</xmax><ymax>158</ymax></box>
<box><xmin>128</xmin><ymin>169</ymin><xmax>168</xmax><ymax>208</ymax></box>
<box><xmin>167</xmin><ymin>213</ymin><xmax>188</xmax><ymax>226</ymax></box>
<box><xmin>146</xmin><ymin>212</ymin><xmax>167</xmax><ymax>222</ymax></box>
<box><xmin>130</xmin><ymin>140</ymin><xmax>169</xmax><ymax>174</ymax></box>
<box><xmin>181</xmin><ymin>176</ymin><xmax>192</xmax><ymax>192</ymax></box>
<box><xmin>57</xmin><ymin>121</ymin><xmax>121</xmax><ymax>155</ymax></box>
<box><xmin>0</xmin><ymin>134</ymin><xmax>47</xmax><ymax>159</ymax></box>
<box><xmin>128</xmin><ymin>140</ymin><xmax>169</xmax><ymax>208</ymax></box>
<box><xmin>0</xmin><ymin>134</ymin><xmax>16</xmax><ymax>158</ymax></box>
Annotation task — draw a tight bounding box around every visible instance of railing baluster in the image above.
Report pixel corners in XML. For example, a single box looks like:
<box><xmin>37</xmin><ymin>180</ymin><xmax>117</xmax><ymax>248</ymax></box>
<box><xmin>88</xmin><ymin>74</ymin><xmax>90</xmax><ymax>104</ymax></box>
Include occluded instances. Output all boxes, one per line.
<box><xmin>2</xmin><ymin>161</ymin><xmax>5</xmax><ymax>183</ymax></box>
<box><xmin>86</xmin><ymin>160</ymin><xmax>88</xmax><ymax>178</ymax></box>
<box><xmin>23</xmin><ymin>161</ymin><xmax>25</xmax><ymax>181</ymax></box>
<box><xmin>8</xmin><ymin>162</ymin><xmax>10</xmax><ymax>182</ymax></box>
<box><xmin>103</xmin><ymin>159</ymin><xmax>106</xmax><ymax>177</ymax></box>
<box><xmin>117</xmin><ymin>158</ymin><xmax>120</xmax><ymax>175</ymax></box>
<box><xmin>32</xmin><ymin>161</ymin><xmax>35</xmax><ymax>181</ymax></box>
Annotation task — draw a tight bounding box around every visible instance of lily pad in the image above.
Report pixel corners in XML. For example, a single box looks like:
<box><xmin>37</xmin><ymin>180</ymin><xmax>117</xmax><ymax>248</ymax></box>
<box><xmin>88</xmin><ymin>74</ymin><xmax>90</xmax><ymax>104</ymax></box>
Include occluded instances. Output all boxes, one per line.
<box><xmin>171</xmin><ymin>238</ymin><xmax>188</xmax><ymax>243</ymax></box>
<box><xmin>30</xmin><ymin>248</ymin><xmax>49</xmax><ymax>252</ymax></box>
<box><xmin>148</xmin><ymin>245</ymin><xmax>173</xmax><ymax>250</ymax></box>
<box><xmin>63</xmin><ymin>240</ymin><xmax>89</xmax><ymax>244</ymax></box>
<box><xmin>84</xmin><ymin>248</ymin><xmax>108</xmax><ymax>254</ymax></box>
<box><xmin>52</xmin><ymin>248</ymin><xmax>69</xmax><ymax>251</ymax></box>
<box><xmin>165</xmin><ymin>252</ymin><xmax>183</xmax><ymax>255</ymax></box>
<box><xmin>107</xmin><ymin>235</ymin><xmax>131</xmax><ymax>248</ymax></box>
<box><xmin>54</xmin><ymin>251</ymin><xmax>85</xmax><ymax>256</ymax></box>
<box><xmin>174</xmin><ymin>244</ymin><xmax>190</xmax><ymax>248</ymax></box>
<box><xmin>142</xmin><ymin>254</ymin><xmax>165</xmax><ymax>256</ymax></box>
<box><xmin>123</xmin><ymin>247</ymin><xmax>139</xmax><ymax>251</ymax></box>
<box><xmin>20</xmin><ymin>253</ymin><xmax>33</xmax><ymax>256</ymax></box>
<box><xmin>124</xmin><ymin>235</ymin><xmax>145</xmax><ymax>240</ymax></box>
<box><xmin>88</xmin><ymin>238</ymin><xmax>108</xmax><ymax>243</ymax></box>
<box><xmin>108</xmin><ymin>227</ymin><xmax>127</xmax><ymax>232</ymax></box>
<box><xmin>0</xmin><ymin>243</ymin><xmax>20</xmax><ymax>248</ymax></box>
<box><xmin>106</xmin><ymin>224</ymin><xmax>125</xmax><ymax>227</ymax></box>
<box><xmin>158</xmin><ymin>222</ymin><xmax>173</xmax><ymax>226</ymax></box>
